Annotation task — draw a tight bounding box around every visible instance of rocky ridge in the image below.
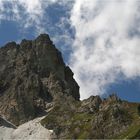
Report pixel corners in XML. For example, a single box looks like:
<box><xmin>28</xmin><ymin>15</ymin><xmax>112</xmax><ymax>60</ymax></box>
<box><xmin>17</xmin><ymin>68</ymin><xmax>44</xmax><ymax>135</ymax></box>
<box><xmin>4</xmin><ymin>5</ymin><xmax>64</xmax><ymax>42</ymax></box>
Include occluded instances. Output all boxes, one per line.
<box><xmin>41</xmin><ymin>94</ymin><xmax>140</xmax><ymax>139</ymax></box>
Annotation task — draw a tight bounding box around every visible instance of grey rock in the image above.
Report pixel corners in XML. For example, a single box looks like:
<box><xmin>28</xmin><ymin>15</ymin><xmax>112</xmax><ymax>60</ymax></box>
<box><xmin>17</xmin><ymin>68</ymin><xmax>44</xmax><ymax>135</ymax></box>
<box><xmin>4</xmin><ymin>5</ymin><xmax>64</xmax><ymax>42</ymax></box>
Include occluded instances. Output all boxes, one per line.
<box><xmin>79</xmin><ymin>95</ymin><xmax>102</xmax><ymax>113</ymax></box>
<box><xmin>0</xmin><ymin>34</ymin><xmax>80</xmax><ymax>125</ymax></box>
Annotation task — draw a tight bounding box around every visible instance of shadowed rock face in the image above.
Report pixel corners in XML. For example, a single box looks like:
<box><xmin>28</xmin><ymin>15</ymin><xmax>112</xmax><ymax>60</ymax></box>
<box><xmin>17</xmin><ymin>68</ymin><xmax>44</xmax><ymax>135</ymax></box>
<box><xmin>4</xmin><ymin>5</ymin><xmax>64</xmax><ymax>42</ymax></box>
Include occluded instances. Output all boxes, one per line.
<box><xmin>0</xmin><ymin>116</ymin><xmax>16</xmax><ymax>129</ymax></box>
<box><xmin>0</xmin><ymin>34</ymin><xmax>80</xmax><ymax>125</ymax></box>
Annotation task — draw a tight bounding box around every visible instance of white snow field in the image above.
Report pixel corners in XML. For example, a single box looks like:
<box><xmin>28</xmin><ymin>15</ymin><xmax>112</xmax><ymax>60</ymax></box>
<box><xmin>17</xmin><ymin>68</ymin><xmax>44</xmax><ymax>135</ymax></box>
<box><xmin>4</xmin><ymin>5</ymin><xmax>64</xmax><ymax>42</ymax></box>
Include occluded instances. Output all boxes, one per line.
<box><xmin>0</xmin><ymin>116</ymin><xmax>53</xmax><ymax>140</ymax></box>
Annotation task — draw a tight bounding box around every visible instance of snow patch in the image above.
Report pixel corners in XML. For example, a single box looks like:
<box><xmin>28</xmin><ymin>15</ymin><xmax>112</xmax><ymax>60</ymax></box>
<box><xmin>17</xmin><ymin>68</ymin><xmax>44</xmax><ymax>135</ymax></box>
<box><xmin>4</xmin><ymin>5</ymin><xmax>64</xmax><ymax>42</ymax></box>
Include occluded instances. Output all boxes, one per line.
<box><xmin>0</xmin><ymin>116</ymin><xmax>53</xmax><ymax>140</ymax></box>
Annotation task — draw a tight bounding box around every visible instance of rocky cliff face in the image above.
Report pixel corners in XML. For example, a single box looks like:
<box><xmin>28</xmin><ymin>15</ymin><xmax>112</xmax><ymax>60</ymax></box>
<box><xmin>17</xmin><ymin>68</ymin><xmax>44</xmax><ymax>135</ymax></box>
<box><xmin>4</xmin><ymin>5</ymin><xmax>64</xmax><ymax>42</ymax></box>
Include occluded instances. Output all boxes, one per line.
<box><xmin>0</xmin><ymin>34</ymin><xmax>140</xmax><ymax>139</ymax></box>
<box><xmin>0</xmin><ymin>34</ymin><xmax>79</xmax><ymax>125</ymax></box>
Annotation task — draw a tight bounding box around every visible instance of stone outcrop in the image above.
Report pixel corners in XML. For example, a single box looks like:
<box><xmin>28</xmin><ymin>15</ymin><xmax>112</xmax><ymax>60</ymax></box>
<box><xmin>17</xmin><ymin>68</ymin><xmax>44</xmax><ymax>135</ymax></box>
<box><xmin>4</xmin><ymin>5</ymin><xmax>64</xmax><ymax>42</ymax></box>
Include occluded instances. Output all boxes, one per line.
<box><xmin>78</xmin><ymin>95</ymin><xmax>102</xmax><ymax>113</ymax></box>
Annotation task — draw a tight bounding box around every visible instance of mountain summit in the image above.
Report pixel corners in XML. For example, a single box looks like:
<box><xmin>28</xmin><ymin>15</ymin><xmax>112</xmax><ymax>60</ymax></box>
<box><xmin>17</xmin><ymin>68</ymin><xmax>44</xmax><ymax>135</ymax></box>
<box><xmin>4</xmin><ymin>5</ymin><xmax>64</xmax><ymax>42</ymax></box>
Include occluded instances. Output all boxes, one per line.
<box><xmin>0</xmin><ymin>34</ymin><xmax>79</xmax><ymax>125</ymax></box>
<box><xmin>0</xmin><ymin>34</ymin><xmax>140</xmax><ymax>139</ymax></box>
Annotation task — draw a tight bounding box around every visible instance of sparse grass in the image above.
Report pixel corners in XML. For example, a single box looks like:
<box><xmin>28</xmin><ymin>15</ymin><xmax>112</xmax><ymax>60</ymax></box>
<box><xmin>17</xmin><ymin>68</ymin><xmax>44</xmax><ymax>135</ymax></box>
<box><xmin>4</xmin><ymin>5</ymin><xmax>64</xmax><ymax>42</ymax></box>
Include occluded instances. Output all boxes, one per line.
<box><xmin>115</xmin><ymin>103</ymin><xmax>140</xmax><ymax>139</ymax></box>
<box><xmin>117</xmin><ymin>124</ymin><xmax>140</xmax><ymax>139</ymax></box>
<box><xmin>41</xmin><ymin>105</ymin><xmax>95</xmax><ymax>139</ymax></box>
<box><xmin>67</xmin><ymin>113</ymin><xmax>94</xmax><ymax>139</ymax></box>
<box><xmin>41</xmin><ymin>101</ymin><xmax>140</xmax><ymax>139</ymax></box>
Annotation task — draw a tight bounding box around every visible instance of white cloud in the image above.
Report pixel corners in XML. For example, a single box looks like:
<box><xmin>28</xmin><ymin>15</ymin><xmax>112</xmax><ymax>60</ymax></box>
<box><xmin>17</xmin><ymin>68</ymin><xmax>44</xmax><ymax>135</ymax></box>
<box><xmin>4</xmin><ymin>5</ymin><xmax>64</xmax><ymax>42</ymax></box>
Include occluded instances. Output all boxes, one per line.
<box><xmin>70</xmin><ymin>0</ymin><xmax>140</xmax><ymax>99</ymax></box>
<box><xmin>0</xmin><ymin>0</ymin><xmax>74</xmax><ymax>42</ymax></box>
<box><xmin>0</xmin><ymin>0</ymin><xmax>63</xmax><ymax>34</ymax></box>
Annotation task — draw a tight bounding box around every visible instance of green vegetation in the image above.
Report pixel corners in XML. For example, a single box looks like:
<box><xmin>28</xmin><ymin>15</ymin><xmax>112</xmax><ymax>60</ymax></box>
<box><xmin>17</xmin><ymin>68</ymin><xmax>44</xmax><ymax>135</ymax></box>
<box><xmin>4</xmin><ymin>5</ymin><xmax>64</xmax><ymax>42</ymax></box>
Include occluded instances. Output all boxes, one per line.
<box><xmin>69</xmin><ymin>113</ymin><xmax>94</xmax><ymax>139</ymax></box>
<box><xmin>41</xmin><ymin>102</ymin><xmax>95</xmax><ymax>139</ymax></box>
<box><xmin>117</xmin><ymin>124</ymin><xmax>140</xmax><ymax>139</ymax></box>
<box><xmin>115</xmin><ymin>103</ymin><xmax>140</xmax><ymax>139</ymax></box>
<box><xmin>41</xmin><ymin>100</ymin><xmax>140</xmax><ymax>139</ymax></box>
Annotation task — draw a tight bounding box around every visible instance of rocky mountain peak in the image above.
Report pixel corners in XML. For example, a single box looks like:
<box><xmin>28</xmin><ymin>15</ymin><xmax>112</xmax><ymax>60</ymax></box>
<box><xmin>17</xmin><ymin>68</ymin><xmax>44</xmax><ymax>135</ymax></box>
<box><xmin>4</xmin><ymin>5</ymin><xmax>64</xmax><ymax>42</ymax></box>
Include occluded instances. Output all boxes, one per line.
<box><xmin>0</xmin><ymin>34</ymin><xmax>80</xmax><ymax>125</ymax></box>
<box><xmin>35</xmin><ymin>34</ymin><xmax>52</xmax><ymax>43</ymax></box>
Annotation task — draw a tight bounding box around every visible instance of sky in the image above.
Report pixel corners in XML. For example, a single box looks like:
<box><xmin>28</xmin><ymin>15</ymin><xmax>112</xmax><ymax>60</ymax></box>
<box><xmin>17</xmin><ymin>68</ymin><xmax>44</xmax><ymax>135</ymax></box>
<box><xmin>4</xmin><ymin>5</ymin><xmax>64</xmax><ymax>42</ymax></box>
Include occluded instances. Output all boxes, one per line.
<box><xmin>0</xmin><ymin>0</ymin><xmax>140</xmax><ymax>102</ymax></box>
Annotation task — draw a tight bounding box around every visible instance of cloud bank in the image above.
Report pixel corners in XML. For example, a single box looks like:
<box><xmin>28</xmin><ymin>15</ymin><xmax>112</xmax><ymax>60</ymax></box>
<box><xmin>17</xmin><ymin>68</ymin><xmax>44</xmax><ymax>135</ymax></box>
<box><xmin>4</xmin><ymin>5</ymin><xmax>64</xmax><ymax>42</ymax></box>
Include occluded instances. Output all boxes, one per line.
<box><xmin>0</xmin><ymin>0</ymin><xmax>63</xmax><ymax>34</ymax></box>
<box><xmin>70</xmin><ymin>0</ymin><xmax>140</xmax><ymax>99</ymax></box>
<box><xmin>0</xmin><ymin>0</ymin><xmax>140</xmax><ymax>99</ymax></box>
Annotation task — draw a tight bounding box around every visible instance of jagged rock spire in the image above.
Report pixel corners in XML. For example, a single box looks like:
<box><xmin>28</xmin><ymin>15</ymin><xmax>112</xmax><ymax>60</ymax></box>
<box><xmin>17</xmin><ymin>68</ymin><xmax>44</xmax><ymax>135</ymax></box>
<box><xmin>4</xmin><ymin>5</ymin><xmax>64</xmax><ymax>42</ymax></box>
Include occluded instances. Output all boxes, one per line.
<box><xmin>0</xmin><ymin>34</ymin><xmax>80</xmax><ymax>125</ymax></box>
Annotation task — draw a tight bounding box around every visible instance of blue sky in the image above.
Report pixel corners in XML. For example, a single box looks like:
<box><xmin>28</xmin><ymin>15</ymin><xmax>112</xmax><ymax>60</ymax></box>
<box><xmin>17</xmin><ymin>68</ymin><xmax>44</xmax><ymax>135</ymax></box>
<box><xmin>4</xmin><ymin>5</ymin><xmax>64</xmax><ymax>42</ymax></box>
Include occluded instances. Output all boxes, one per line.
<box><xmin>0</xmin><ymin>0</ymin><xmax>140</xmax><ymax>102</ymax></box>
